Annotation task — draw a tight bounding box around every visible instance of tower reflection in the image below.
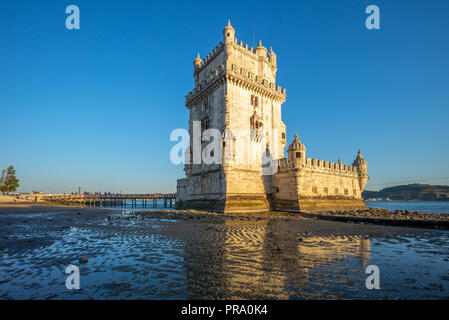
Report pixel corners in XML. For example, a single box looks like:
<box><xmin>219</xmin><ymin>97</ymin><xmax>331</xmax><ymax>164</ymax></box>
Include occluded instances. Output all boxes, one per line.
<box><xmin>181</xmin><ymin>217</ymin><xmax>371</xmax><ymax>299</ymax></box>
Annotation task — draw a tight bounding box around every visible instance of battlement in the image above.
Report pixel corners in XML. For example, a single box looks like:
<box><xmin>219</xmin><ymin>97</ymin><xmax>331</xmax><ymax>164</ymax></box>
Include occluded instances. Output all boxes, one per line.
<box><xmin>231</xmin><ymin>38</ymin><xmax>273</xmax><ymax>62</ymax></box>
<box><xmin>304</xmin><ymin>157</ymin><xmax>358</xmax><ymax>173</ymax></box>
<box><xmin>278</xmin><ymin>157</ymin><xmax>359</xmax><ymax>176</ymax></box>
<box><xmin>186</xmin><ymin>61</ymin><xmax>286</xmax><ymax>106</ymax></box>
<box><xmin>185</xmin><ymin>64</ymin><xmax>226</xmax><ymax>106</ymax></box>
<box><xmin>194</xmin><ymin>42</ymin><xmax>225</xmax><ymax>73</ymax></box>
<box><xmin>228</xmin><ymin>63</ymin><xmax>285</xmax><ymax>94</ymax></box>
<box><xmin>193</xmin><ymin>37</ymin><xmax>277</xmax><ymax>72</ymax></box>
<box><xmin>193</xmin><ymin>21</ymin><xmax>278</xmax><ymax>89</ymax></box>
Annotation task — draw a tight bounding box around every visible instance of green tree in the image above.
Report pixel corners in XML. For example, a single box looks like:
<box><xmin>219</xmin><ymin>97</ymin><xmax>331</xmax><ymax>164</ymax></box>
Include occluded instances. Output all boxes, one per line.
<box><xmin>0</xmin><ymin>166</ymin><xmax>20</xmax><ymax>195</ymax></box>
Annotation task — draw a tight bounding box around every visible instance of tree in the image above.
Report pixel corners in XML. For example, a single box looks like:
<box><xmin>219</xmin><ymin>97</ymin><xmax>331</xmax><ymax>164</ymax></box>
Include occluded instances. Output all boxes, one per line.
<box><xmin>0</xmin><ymin>165</ymin><xmax>20</xmax><ymax>195</ymax></box>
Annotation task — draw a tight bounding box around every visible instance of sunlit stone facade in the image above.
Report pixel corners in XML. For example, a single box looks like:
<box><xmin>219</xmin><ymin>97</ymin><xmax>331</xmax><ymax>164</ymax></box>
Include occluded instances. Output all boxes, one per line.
<box><xmin>176</xmin><ymin>22</ymin><xmax>369</xmax><ymax>213</ymax></box>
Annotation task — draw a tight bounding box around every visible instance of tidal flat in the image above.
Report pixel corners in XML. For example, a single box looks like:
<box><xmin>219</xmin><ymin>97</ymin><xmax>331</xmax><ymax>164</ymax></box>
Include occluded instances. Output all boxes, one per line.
<box><xmin>0</xmin><ymin>207</ymin><xmax>449</xmax><ymax>299</ymax></box>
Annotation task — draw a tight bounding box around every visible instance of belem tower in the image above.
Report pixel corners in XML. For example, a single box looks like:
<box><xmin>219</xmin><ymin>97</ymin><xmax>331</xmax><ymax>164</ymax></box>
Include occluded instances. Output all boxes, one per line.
<box><xmin>176</xmin><ymin>21</ymin><xmax>369</xmax><ymax>213</ymax></box>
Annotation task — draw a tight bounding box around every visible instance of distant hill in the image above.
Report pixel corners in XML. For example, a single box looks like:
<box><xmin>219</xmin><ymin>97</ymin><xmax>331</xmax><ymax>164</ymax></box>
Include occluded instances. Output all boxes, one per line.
<box><xmin>363</xmin><ymin>184</ymin><xmax>449</xmax><ymax>201</ymax></box>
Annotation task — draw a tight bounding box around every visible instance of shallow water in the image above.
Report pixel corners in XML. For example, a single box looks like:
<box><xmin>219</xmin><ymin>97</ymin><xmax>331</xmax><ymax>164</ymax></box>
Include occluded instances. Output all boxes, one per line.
<box><xmin>365</xmin><ymin>201</ymin><xmax>449</xmax><ymax>214</ymax></box>
<box><xmin>103</xmin><ymin>199</ymin><xmax>173</xmax><ymax>210</ymax></box>
<box><xmin>0</xmin><ymin>210</ymin><xmax>449</xmax><ymax>299</ymax></box>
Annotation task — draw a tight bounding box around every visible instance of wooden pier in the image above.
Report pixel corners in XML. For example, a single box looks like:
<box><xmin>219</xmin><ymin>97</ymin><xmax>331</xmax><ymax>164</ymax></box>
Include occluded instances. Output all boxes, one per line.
<box><xmin>43</xmin><ymin>193</ymin><xmax>176</xmax><ymax>208</ymax></box>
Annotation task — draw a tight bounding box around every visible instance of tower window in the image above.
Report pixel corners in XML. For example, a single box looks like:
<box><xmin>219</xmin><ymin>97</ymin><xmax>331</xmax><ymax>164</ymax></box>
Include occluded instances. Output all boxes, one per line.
<box><xmin>201</xmin><ymin>118</ymin><xmax>210</xmax><ymax>131</ymax></box>
<box><xmin>282</xmin><ymin>133</ymin><xmax>286</xmax><ymax>139</ymax></box>
<box><xmin>296</xmin><ymin>152</ymin><xmax>301</xmax><ymax>158</ymax></box>
<box><xmin>250</xmin><ymin>95</ymin><xmax>259</xmax><ymax>107</ymax></box>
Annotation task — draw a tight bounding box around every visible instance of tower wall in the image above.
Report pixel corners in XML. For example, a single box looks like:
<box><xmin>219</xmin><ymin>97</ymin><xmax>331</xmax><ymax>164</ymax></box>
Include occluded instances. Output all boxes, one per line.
<box><xmin>272</xmin><ymin>157</ymin><xmax>368</xmax><ymax>212</ymax></box>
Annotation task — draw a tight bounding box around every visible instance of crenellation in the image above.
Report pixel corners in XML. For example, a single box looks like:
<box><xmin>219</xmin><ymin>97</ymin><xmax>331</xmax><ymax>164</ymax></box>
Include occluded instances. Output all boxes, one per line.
<box><xmin>283</xmin><ymin>155</ymin><xmax>357</xmax><ymax>176</ymax></box>
<box><xmin>194</xmin><ymin>42</ymin><xmax>224</xmax><ymax>73</ymax></box>
<box><xmin>186</xmin><ymin>59</ymin><xmax>286</xmax><ymax>107</ymax></box>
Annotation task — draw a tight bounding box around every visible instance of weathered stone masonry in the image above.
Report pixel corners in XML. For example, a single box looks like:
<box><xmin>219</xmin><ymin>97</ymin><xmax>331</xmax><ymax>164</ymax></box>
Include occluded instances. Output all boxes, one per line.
<box><xmin>176</xmin><ymin>21</ymin><xmax>369</xmax><ymax>213</ymax></box>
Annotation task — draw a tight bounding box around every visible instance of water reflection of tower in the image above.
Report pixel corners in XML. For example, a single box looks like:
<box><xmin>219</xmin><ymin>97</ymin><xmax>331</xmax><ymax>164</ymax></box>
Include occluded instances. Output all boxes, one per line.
<box><xmin>181</xmin><ymin>222</ymin><xmax>228</xmax><ymax>299</ymax></box>
<box><xmin>296</xmin><ymin>236</ymin><xmax>371</xmax><ymax>267</ymax></box>
<box><xmin>243</xmin><ymin>219</ymin><xmax>372</xmax><ymax>298</ymax></box>
<box><xmin>221</xmin><ymin>218</ymin><xmax>291</xmax><ymax>299</ymax></box>
<box><xmin>294</xmin><ymin>234</ymin><xmax>371</xmax><ymax>297</ymax></box>
<box><xmin>356</xmin><ymin>237</ymin><xmax>371</xmax><ymax>270</ymax></box>
<box><xmin>260</xmin><ymin>219</ymin><xmax>308</xmax><ymax>297</ymax></box>
<box><xmin>181</xmin><ymin>217</ymin><xmax>371</xmax><ymax>299</ymax></box>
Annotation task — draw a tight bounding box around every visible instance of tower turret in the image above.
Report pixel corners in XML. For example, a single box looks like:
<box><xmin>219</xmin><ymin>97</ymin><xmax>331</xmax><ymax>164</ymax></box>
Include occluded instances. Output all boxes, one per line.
<box><xmin>193</xmin><ymin>52</ymin><xmax>202</xmax><ymax>83</ymax></box>
<box><xmin>223</xmin><ymin>20</ymin><xmax>235</xmax><ymax>45</ymax></box>
<box><xmin>194</xmin><ymin>52</ymin><xmax>202</xmax><ymax>69</ymax></box>
<box><xmin>268</xmin><ymin>46</ymin><xmax>277</xmax><ymax>69</ymax></box>
<box><xmin>352</xmin><ymin>149</ymin><xmax>369</xmax><ymax>191</ymax></box>
<box><xmin>287</xmin><ymin>134</ymin><xmax>306</xmax><ymax>167</ymax></box>
<box><xmin>255</xmin><ymin>40</ymin><xmax>268</xmax><ymax>57</ymax></box>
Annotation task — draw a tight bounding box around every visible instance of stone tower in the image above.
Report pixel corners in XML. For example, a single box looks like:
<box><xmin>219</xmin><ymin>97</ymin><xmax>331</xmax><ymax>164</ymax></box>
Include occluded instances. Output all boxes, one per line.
<box><xmin>176</xmin><ymin>21</ymin><xmax>369</xmax><ymax>213</ymax></box>
<box><xmin>176</xmin><ymin>21</ymin><xmax>287</xmax><ymax>212</ymax></box>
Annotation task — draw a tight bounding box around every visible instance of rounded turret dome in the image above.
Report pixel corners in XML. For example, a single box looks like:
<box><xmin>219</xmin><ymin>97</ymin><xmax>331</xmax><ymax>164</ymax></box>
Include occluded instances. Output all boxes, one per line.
<box><xmin>288</xmin><ymin>134</ymin><xmax>306</xmax><ymax>152</ymax></box>
<box><xmin>223</xmin><ymin>20</ymin><xmax>235</xmax><ymax>43</ymax></box>
<box><xmin>352</xmin><ymin>149</ymin><xmax>367</xmax><ymax>167</ymax></box>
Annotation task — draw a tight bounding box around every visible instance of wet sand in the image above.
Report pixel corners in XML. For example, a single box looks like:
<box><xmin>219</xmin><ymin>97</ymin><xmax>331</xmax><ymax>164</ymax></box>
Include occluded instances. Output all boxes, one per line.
<box><xmin>1</xmin><ymin>206</ymin><xmax>449</xmax><ymax>299</ymax></box>
<box><xmin>3</xmin><ymin>202</ymin><xmax>449</xmax><ymax>230</ymax></box>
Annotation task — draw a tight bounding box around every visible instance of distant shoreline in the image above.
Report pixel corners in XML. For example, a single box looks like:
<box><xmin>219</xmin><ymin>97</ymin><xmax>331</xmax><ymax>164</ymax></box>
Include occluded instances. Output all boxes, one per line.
<box><xmin>362</xmin><ymin>183</ymin><xmax>449</xmax><ymax>201</ymax></box>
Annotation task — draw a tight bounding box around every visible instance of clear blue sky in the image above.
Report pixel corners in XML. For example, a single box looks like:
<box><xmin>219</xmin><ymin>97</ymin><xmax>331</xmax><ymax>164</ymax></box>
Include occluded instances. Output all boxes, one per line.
<box><xmin>1</xmin><ymin>0</ymin><xmax>448</xmax><ymax>193</ymax></box>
